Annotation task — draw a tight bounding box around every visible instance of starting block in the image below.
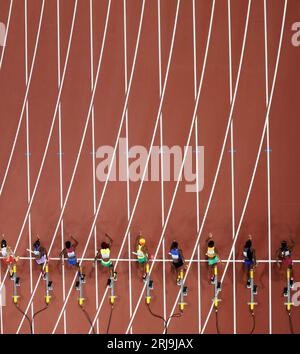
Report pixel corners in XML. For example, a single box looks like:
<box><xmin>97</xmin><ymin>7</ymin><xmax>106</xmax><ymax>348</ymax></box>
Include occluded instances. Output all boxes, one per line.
<box><xmin>285</xmin><ymin>301</ymin><xmax>294</xmax><ymax>312</ymax></box>
<box><xmin>211</xmin><ymin>266</ymin><xmax>221</xmax><ymax>308</ymax></box>
<box><xmin>80</xmin><ymin>274</ymin><xmax>86</xmax><ymax>284</ymax></box>
<box><xmin>12</xmin><ymin>295</ymin><xmax>19</xmax><ymax>304</ymax></box>
<box><xmin>11</xmin><ymin>265</ymin><xmax>21</xmax><ymax>305</ymax></box>
<box><xmin>283</xmin><ymin>269</ymin><xmax>294</xmax><ymax>311</ymax></box>
<box><xmin>213</xmin><ymin>297</ymin><xmax>222</xmax><ymax>308</ymax></box>
<box><xmin>179</xmin><ymin>301</ymin><xmax>187</xmax><ymax>312</ymax></box>
<box><xmin>76</xmin><ymin>269</ymin><xmax>86</xmax><ymax>306</ymax></box>
<box><xmin>108</xmin><ymin>271</ymin><xmax>117</xmax><ymax>305</ymax></box>
<box><xmin>42</xmin><ymin>264</ymin><xmax>53</xmax><ymax>305</ymax></box>
<box><xmin>248</xmin><ymin>301</ymin><xmax>258</xmax><ymax>312</ymax></box>
<box><xmin>45</xmin><ymin>295</ymin><xmax>51</xmax><ymax>305</ymax></box>
<box><xmin>248</xmin><ymin>269</ymin><xmax>258</xmax><ymax>311</ymax></box>
<box><xmin>144</xmin><ymin>263</ymin><xmax>154</xmax><ymax>304</ymax></box>
<box><xmin>109</xmin><ymin>295</ymin><xmax>116</xmax><ymax>305</ymax></box>
<box><xmin>149</xmin><ymin>280</ymin><xmax>154</xmax><ymax>291</ymax></box>
<box><xmin>178</xmin><ymin>270</ymin><xmax>188</xmax><ymax>311</ymax></box>
<box><xmin>183</xmin><ymin>286</ymin><xmax>188</xmax><ymax>296</ymax></box>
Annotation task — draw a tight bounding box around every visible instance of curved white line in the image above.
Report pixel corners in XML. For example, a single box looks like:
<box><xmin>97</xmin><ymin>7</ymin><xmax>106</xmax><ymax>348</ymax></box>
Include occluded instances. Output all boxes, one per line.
<box><xmin>164</xmin><ymin>0</ymin><xmax>252</xmax><ymax>332</ymax></box>
<box><xmin>0</xmin><ymin>0</ymin><xmax>46</xmax><ymax>294</ymax></box>
<box><xmin>51</xmin><ymin>0</ymin><xmax>146</xmax><ymax>333</ymax></box>
<box><xmin>14</xmin><ymin>0</ymin><xmax>79</xmax><ymax>332</ymax></box>
<box><xmin>0</xmin><ymin>0</ymin><xmax>45</xmax><ymax>197</ymax></box>
<box><xmin>201</xmin><ymin>0</ymin><xmax>287</xmax><ymax>333</ymax></box>
<box><xmin>125</xmin><ymin>0</ymin><xmax>216</xmax><ymax>333</ymax></box>
<box><xmin>88</xmin><ymin>0</ymin><xmax>181</xmax><ymax>334</ymax></box>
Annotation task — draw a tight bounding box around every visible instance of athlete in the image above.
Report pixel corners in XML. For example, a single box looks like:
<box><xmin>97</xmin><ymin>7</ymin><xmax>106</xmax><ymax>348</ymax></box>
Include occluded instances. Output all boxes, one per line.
<box><xmin>133</xmin><ymin>233</ymin><xmax>149</xmax><ymax>280</ymax></box>
<box><xmin>59</xmin><ymin>236</ymin><xmax>79</xmax><ymax>269</ymax></box>
<box><xmin>242</xmin><ymin>235</ymin><xmax>257</xmax><ymax>288</ymax></box>
<box><xmin>29</xmin><ymin>238</ymin><xmax>48</xmax><ymax>278</ymax></box>
<box><xmin>276</xmin><ymin>237</ymin><xmax>295</xmax><ymax>288</ymax></box>
<box><xmin>0</xmin><ymin>237</ymin><xmax>19</xmax><ymax>278</ymax></box>
<box><xmin>94</xmin><ymin>233</ymin><xmax>117</xmax><ymax>280</ymax></box>
<box><xmin>169</xmin><ymin>241</ymin><xmax>186</xmax><ymax>285</ymax></box>
<box><xmin>205</xmin><ymin>233</ymin><xmax>220</xmax><ymax>284</ymax></box>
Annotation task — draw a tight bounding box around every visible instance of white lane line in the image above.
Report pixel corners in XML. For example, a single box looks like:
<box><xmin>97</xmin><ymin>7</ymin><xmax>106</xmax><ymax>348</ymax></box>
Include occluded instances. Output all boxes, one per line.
<box><xmin>157</xmin><ymin>0</ymin><xmax>167</xmax><ymax>326</ymax></box>
<box><xmin>201</xmin><ymin>0</ymin><xmax>288</xmax><ymax>333</ymax></box>
<box><xmin>263</xmin><ymin>0</ymin><xmax>272</xmax><ymax>334</ymax></box>
<box><xmin>125</xmin><ymin>0</ymin><xmax>216</xmax><ymax>333</ymax></box>
<box><xmin>89</xmin><ymin>0</ymin><xmax>99</xmax><ymax>335</ymax></box>
<box><xmin>227</xmin><ymin>0</ymin><xmax>236</xmax><ymax>334</ymax></box>
<box><xmin>24</xmin><ymin>0</ymin><xmax>35</xmax><ymax>334</ymax></box>
<box><xmin>88</xmin><ymin>0</ymin><xmax>180</xmax><ymax>334</ymax></box>
<box><xmin>17</xmin><ymin>0</ymin><xmax>110</xmax><ymax>333</ymax></box>
<box><xmin>0</xmin><ymin>0</ymin><xmax>46</xmax><ymax>317</ymax></box>
<box><xmin>192</xmin><ymin>0</ymin><xmax>201</xmax><ymax>333</ymax></box>
<box><xmin>0</xmin><ymin>0</ymin><xmax>46</xmax><ymax>294</ymax></box>
<box><xmin>52</xmin><ymin>0</ymin><xmax>145</xmax><ymax>333</ymax></box>
<box><xmin>164</xmin><ymin>0</ymin><xmax>252</xmax><ymax>332</ymax></box>
<box><xmin>14</xmin><ymin>1</ymin><xmax>80</xmax><ymax>332</ymax></box>
<box><xmin>123</xmin><ymin>0</ymin><xmax>133</xmax><ymax>334</ymax></box>
<box><xmin>0</xmin><ymin>0</ymin><xmax>45</xmax><ymax>198</ymax></box>
<box><xmin>56</xmin><ymin>0</ymin><xmax>67</xmax><ymax>334</ymax></box>
<box><xmin>0</xmin><ymin>0</ymin><xmax>13</xmax><ymax>70</ymax></box>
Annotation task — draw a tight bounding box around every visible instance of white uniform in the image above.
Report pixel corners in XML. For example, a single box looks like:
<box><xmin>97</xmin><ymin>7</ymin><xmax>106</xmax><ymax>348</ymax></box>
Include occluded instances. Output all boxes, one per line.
<box><xmin>1</xmin><ymin>247</ymin><xmax>7</xmax><ymax>257</ymax></box>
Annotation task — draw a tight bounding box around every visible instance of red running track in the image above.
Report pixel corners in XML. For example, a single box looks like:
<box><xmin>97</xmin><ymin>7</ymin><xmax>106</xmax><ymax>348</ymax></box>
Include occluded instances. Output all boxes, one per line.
<box><xmin>0</xmin><ymin>0</ymin><xmax>299</xmax><ymax>334</ymax></box>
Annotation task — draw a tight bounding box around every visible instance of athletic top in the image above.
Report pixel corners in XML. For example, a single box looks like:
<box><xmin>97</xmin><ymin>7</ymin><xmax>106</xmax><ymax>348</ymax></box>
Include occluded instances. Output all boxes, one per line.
<box><xmin>136</xmin><ymin>245</ymin><xmax>145</xmax><ymax>259</ymax></box>
<box><xmin>67</xmin><ymin>248</ymin><xmax>76</xmax><ymax>259</ymax></box>
<box><xmin>206</xmin><ymin>246</ymin><xmax>216</xmax><ymax>258</ymax></box>
<box><xmin>169</xmin><ymin>249</ymin><xmax>181</xmax><ymax>262</ymax></box>
<box><xmin>100</xmin><ymin>248</ymin><xmax>110</xmax><ymax>260</ymax></box>
<box><xmin>33</xmin><ymin>244</ymin><xmax>40</xmax><ymax>257</ymax></box>
<box><xmin>1</xmin><ymin>247</ymin><xmax>7</xmax><ymax>257</ymax></box>
<box><xmin>243</xmin><ymin>247</ymin><xmax>254</xmax><ymax>261</ymax></box>
<box><xmin>281</xmin><ymin>248</ymin><xmax>291</xmax><ymax>258</ymax></box>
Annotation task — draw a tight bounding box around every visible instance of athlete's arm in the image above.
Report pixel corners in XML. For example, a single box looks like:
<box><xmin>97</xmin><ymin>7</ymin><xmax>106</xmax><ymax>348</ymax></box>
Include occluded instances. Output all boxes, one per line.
<box><xmin>289</xmin><ymin>238</ymin><xmax>295</xmax><ymax>251</ymax></box>
<box><xmin>144</xmin><ymin>245</ymin><xmax>149</xmax><ymax>258</ymax></box>
<box><xmin>7</xmin><ymin>246</ymin><xmax>15</xmax><ymax>257</ymax></box>
<box><xmin>275</xmin><ymin>247</ymin><xmax>281</xmax><ymax>260</ymax></box>
<box><xmin>105</xmin><ymin>233</ymin><xmax>113</xmax><ymax>247</ymax></box>
<box><xmin>94</xmin><ymin>250</ymin><xmax>101</xmax><ymax>261</ymax></box>
<box><xmin>71</xmin><ymin>236</ymin><xmax>79</xmax><ymax>248</ymax></box>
